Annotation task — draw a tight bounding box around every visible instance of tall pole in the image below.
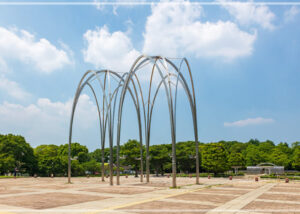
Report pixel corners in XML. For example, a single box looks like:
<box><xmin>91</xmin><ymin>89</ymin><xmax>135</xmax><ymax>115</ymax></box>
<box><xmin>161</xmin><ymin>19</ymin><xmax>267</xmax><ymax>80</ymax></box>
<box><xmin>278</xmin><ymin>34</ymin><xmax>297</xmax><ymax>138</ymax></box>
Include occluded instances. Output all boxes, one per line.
<box><xmin>116</xmin><ymin>141</ymin><xmax>120</xmax><ymax>185</ymax></box>
<box><xmin>146</xmin><ymin>135</ymin><xmax>150</xmax><ymax>183</ymax></box>
<box><xmin>139</xmin><ymin>120</ymin><xmax>144</xmax><ymax>182</ymax></box>
<box><xmin>68</xmin><ymin>145</ymin><xmax>71</xmax><ymax>183</ymax></box>
<box><xmin>195</xmin><ymin>139</ymin><xmax>200</xmax><ymax>184</ymax></box>
<box><xmin>194</xmin><ymin>107</ymin><xmax>200</xmax><ymax>184</ymax></box>
<box><xmin>101</xmin><ymin>149</ymin><xmax>105</xmax><ymax>182</ymax></box>
<box><xmin>172</xmin><ymin>143</ymin><xmax>176</xmax><ymax>188</ymax></box>
<box><xmin>170</xmin><ymin>97</ymin><xmax>177</xmax><ymax>188</ymax></box>
<box><xmin>109</xmin><ymin>113</ymin><xmax>113</xmax><ymax>186</ymax></box>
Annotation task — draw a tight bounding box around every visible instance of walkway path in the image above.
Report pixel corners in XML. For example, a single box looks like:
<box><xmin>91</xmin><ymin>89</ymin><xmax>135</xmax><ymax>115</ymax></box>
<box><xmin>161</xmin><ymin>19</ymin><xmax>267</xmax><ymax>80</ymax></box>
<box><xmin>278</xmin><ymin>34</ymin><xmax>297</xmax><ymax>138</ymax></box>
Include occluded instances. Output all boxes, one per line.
<box><xmin>0</xmin><ymin>177</ymin><xmax>300</xmax><ymax>213</ymax></box>
<box><xmin>207</xmin><ymin>183</ymin><xmax>276</xmax><ymax>213</ymax></box>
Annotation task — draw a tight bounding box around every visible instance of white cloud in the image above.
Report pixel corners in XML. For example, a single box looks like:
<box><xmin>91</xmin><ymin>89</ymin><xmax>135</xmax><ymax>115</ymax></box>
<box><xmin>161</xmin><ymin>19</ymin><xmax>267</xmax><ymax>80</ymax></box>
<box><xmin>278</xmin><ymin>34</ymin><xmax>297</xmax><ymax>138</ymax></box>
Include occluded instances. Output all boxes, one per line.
<box><xmin>142</xmin><ymin>1</ymin><xmax>256</xmax><ymax>60</ymax></box>
<box><xmin>85</xmin><ymin>1</ymin><xmax>258</xmax><ymax>70</ymax></box>
<box><xmin>0</xmin><ymin>75</ymin><xmax>31</xmax><ymax>100</ymax></box>
<box><xmin>83</xmin><ymin>25</ymin><xmax>140</xmax><ymax>72</ymax></box>
<box><xmin>93</xmin><ymin>0</ymin><xmax>145</xmax><ymax>15</ymax></box>
<box><xmin>284</xmin><ymin>6</ymin><xmax>299</xmax><ymax>23</ymax></box>
<box><xmin>220</xmin><ymin>0</ymin><xmax>276</xmax><ymax>30</ymax></box>
<box><xmin>0</xmin><ymin>58</ymin><xmax>10</xmax><ymax>74</ymax></box>
<box><xmin>0</xmin><ymin>94</ymin><xmax>98</xmax><ymax>146</ymax></box>
<box><xmin>0</xmin><ymin>26</ymin><xmax>72</xmax><ymax>73</ymax></box>
<box><xmin>0</xmin><ymin>57</ymin><xmax>30</xmax><ymax>100</ymax></box>
<box><xmin>224</xmin><ymin>117</ymin><xmax>275</xmax><ymax>127</ymax></box>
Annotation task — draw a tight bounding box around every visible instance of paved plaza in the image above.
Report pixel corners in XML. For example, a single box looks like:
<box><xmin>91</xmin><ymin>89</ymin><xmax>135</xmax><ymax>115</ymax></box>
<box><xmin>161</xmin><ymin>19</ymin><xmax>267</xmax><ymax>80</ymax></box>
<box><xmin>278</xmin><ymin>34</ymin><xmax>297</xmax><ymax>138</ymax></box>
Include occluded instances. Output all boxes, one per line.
<box><xmin>0</xmin><ymin>176</ymin><xmax>299</xmax><ymax>213</ymax></box>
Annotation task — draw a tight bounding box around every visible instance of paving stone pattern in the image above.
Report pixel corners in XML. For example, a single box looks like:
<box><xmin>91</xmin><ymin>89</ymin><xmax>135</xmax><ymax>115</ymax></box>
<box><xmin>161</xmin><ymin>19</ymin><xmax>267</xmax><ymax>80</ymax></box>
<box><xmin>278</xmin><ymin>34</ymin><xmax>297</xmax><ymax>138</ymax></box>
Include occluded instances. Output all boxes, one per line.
<box><xmin>0</xmin><ymin>177</ymin><xmax>299</xmax><ymax>213</ymax></box>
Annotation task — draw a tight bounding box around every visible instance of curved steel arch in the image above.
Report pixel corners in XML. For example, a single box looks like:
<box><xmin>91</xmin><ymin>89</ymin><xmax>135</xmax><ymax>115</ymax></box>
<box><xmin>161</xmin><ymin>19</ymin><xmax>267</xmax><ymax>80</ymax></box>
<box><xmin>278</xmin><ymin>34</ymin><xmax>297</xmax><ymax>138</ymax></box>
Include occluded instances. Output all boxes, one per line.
<box><xmin>68</xmin><ymin>69</ymin><xmax>144</xmax><ymax>185</ymax></box>
<box><xmin>116</xmin><ymin>55</ymin><xmax>200</xmax><ymax>187</ymax></box>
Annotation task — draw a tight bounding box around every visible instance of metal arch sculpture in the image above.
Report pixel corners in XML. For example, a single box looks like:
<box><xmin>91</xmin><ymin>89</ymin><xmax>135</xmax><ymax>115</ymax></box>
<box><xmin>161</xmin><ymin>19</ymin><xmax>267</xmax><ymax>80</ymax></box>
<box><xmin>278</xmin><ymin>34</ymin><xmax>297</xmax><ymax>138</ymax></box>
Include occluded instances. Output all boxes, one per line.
<box><xmin>116</xmin><ymin>55</ymin><xmax>200</xmax><ymax>188</ymax></box>
<box><xmin>68</xmin><ymin>69</ymin><xmax>144</xmax><ymax>185</ymax></box>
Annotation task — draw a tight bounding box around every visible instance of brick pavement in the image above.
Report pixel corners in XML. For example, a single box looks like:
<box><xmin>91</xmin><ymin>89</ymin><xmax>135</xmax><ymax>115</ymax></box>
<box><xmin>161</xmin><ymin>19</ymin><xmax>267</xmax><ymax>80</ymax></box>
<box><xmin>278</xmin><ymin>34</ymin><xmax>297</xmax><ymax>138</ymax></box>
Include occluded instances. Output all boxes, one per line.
<box><xmin>0</xmin><ymin>177</ymin><xmax>299</xmax><ymax>213</ymax></box>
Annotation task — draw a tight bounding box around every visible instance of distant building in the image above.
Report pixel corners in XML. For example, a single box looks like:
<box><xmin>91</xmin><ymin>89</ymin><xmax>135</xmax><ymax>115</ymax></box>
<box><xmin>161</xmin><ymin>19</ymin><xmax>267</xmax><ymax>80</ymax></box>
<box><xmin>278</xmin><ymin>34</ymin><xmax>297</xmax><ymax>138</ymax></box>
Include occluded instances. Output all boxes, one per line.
<box><xmin>247</xmin><ymin>163</ymin><xmax>284</xmax><ymax>175</ymax></box>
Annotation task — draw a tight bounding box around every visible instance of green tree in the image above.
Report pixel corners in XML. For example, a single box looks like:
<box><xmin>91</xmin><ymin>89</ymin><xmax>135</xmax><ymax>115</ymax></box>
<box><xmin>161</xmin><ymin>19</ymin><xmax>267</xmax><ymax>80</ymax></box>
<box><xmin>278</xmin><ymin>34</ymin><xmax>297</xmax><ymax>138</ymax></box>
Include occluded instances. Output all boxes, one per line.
<box><xmin>258</xmin><ymin>140</ymin><xmax>275</xmax><ymax>161</ymax></box>
<box><xmin>269</xmin><ymin>148</ymin><xmax>290</xmax><ymax>167</ymax></box>
<box><xmin>82</xmin><ymin>160</ymin><xmax>101</xmax><ymax>174</ymax></box>
<box><xmin>176</xmin><ymin>141</ymin><xmax>196</xmax><ymax>173</ymax></box>
<box><xmin>219</xmin><ymin>141</ymin><xmax>243</xmax><ymax>152</ymax></box>
<box><xmin>120</xmin><ymin>140</ymin><xmax>141</xmax><ymax>177</ymax></box>
<box><xmin>247</xmin><ymin>139</ymin><xmax>260</xmax><ymax>146</ymax></box>
<box><xmin>78</xmin><ymin>151</ymin><xmax>89</xmax><ymax>163</ymax></box>
<box><xmin>292</xmin><ymin>147</ymin><xmax>300</xmax><ymax>170</ymax></box>
<box><xmin>150</xmin><ymin>144</ymin><xmax>170</xmax><ymax>176</ymax></box>
<box><xmin>276</xmin><ymin>142</ymin><xmax>292</xmax><ymax>156</ymax></box>
<box><xmin>70</xmin><ymin>159</ymin><xmax>85</xmax><ymax>176</ymax></box>
<box><xmin>58</xmin><ymin>142</ymin><xmax>89</xmax><ymax>161</ymax></box>
<box><xmin>34</xmin><ymin>145</ymin><xmax>62</xmax><ymax>176</ymax></box>
<box><xmin>0</xmin><ymin>134</ymin><xmax>37</xmax><ymax>175</ymax></box>
<box><xmin>230</xmin><ymin>142</ymin><xmax>247</xmax><ymax>153</ymax></box>
<box><xmin>89</xmin><ymin>149</ymin><xmax>102</xmax><ymax>162</ymax></box>
<box><xmin>0</xmin><ymin>154</ymin><xmax>15</xmax><ymax>174</ymax></box>
<box><xmin>245</xmin><ymin>145</ymin><xmax>263</xmax><ymax>166</ymax></box>
<box><xmin>292</xmin><ymin>142</ymin><xmax>300</xmax><ymax>150</ymax></box>
<box><xmin>58</xmin><ymin>143</ymin><xmax>90</xmax><ymax>176</ymax></box>
<box><xmin>89</xmin><ymin>148</ymin><xmax>110</xmax><ymax>162</ymax></box>
<box><xmin>201</xmin><ymin>143</ymin><xmax>228</xmax><ymax>174</ymax></box>
<box><xmin>228</xmin><ymin>152</ymin><xmax>245</xmax><ymax>168</ymax></box>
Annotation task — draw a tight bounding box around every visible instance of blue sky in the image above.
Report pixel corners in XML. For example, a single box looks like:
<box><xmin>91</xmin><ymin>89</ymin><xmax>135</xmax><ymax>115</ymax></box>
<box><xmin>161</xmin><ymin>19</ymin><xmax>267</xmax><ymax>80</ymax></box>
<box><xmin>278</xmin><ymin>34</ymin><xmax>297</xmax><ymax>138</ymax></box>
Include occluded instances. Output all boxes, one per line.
<box><xmin>0</xmin><ymin>1</ymin><xmax>299</xmax><ymax>151</ymax></box>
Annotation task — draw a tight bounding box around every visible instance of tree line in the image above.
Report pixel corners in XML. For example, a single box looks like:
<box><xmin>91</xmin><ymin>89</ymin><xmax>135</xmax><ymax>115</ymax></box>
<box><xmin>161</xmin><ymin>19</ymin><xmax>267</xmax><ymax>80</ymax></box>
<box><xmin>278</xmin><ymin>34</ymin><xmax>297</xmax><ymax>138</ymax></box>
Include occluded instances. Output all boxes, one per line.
<box><xmin>0</xmin><ymin>134</ymin><xmax>299</xmax><ymax>176</ymax></box>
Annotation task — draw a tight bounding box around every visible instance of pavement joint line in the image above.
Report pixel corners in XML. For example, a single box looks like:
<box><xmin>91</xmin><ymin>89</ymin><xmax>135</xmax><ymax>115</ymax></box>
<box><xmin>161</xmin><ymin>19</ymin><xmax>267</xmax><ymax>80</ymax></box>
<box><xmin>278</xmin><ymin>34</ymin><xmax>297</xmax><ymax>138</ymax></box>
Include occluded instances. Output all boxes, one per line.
<box><xmin>266</xmin><ymin>191</ymin><xmax>300</xmax><ymax>196</ymax></box>
<box><xmin>191</xmin><ymin>192</ymin><xmax>241</xmax><ymax>197</ymax></box>
<box><xmin>255</xmin><ymin>198</ymin><xmax>300</xmax><ymax>205</ymax></box>
<box><xmin>84</xmin><ymin>184</ymin><xmax>215</xmax><ymax>214</ymax></box>
<box><xmin>212</xmin><ymin>187</ymin><xmax>254</xmax><ymax>191</ymax></box>
<box><xmin>160</xmin><ymin>198</ymin><xmax>220</xmax><ymax>206</ymax></box>
<box><xmin>206</xmin><ymin>183</ymin><xmax>276</xmax><ymax>214</ymax></box>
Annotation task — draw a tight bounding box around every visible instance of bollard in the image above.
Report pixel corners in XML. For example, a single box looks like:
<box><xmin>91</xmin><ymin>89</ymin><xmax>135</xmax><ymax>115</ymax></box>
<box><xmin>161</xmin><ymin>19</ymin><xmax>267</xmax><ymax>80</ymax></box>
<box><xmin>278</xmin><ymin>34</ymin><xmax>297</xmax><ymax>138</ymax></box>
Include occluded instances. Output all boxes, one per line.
<box><xmin>208</xmin><ymin>175</ymin><xmax>211</xmax><ymax>179</ymax></box>
<box><xmin>255</xmin><ymin>177</ymin><xmax>259</xmax><ymax>182</ymax></box>
<box><xmin>167</xmin><ymin>175</ymin><xmax>170</xmax><ymax>178</ymax></box>
<box><xmin>51</xmin><ymin>173</ymin><xmax>54</xmax><ymax>178</ymax></box>
<box><xmin>285</xmin><ymin>178</ymin><xmax>289</xmax><ymax>183</ymax></box>
<box><xmin>126</xmin><ymin>175</ymin><xmax>128</xmax><ymax>178</ymax></box>
<box><xmin>34</xmin><ymin>174</ymin><xmax>37</xmax><ymax>178</ymax></box>
<box><xmin>229</xmin><ymin>176</ymin><xmax>232</xmax><ymax>180</ymax></box>
<box><xmin>87</xmin><ymin>174</ymin><xmax>90</xmax><ymax>178</ymax></box>
<box><xmin>189</xmin><ymin>174</ymin><xmax>192</xmax><ymax>178</ymax></box>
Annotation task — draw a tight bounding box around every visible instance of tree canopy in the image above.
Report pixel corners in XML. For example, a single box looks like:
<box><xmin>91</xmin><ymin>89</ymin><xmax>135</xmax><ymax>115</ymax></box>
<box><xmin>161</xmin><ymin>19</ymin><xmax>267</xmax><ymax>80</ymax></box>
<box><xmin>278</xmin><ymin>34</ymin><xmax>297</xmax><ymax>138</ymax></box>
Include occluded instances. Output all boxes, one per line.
<box><xmin>0</xmin><ymin>134</ymin><xmax>37</xmax><ymax>175</ymax></box>
<box><xmin>201</xmin><ymin>143</ymin><xmax>228</xmax><ymax>174</ymax></box>
<box><xmin>0</xmin><ymin>134</ymin><xmax>299</xmax><ymax>176</ymax></box>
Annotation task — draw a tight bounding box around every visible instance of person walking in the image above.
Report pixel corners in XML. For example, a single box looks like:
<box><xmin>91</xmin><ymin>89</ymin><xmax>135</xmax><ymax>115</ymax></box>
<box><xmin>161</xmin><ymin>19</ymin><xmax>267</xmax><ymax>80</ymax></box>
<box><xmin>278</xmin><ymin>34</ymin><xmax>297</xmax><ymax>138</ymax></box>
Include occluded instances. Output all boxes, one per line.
<box><xmin>14</xmin><ymin>167</ymin><xmax>18</xmax><ymax>179</ymax></box>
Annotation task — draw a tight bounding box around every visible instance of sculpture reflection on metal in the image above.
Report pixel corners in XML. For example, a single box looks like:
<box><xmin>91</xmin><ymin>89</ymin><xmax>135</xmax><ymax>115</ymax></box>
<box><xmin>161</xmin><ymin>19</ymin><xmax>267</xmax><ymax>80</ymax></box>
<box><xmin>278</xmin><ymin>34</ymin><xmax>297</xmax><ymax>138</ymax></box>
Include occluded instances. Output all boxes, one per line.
<box><xmin>68</xmin><ymin>55</ymin><xmax>199</xmax><ymax>188</ymax></box>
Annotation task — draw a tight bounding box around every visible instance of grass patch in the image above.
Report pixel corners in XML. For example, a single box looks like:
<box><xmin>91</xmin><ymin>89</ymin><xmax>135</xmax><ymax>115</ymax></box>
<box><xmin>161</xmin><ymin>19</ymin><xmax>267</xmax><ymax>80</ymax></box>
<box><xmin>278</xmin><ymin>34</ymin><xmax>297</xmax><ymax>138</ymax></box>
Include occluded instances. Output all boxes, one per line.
<box><xmin>176</xmin><ymin>172</ymin><xmax>245</xmax><ymax>178</ymax></box>
<box><xmin>260</xmin><ymin>174</ymin><xmax>300</xmax><ymax>180</ymax></box>
<box><xmin>170</xmin><ymin>186</ymin><xmax>181</xmax><ymax>189</ymax></box>
<box><xmin>0</xmin><ymin>176</ymin><xmax>26</xmax><ymax>179</ymax></box>
<box><xmin>0</xmin><ymin>176</ymin><xmax>14</xmax><ymax>179</ymax></box>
